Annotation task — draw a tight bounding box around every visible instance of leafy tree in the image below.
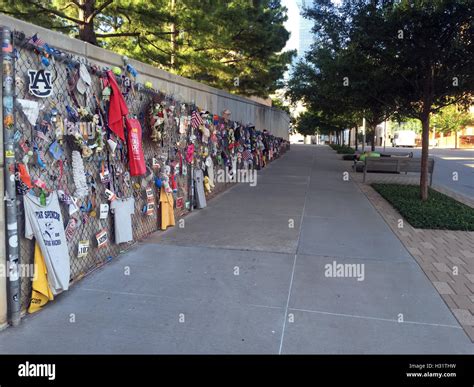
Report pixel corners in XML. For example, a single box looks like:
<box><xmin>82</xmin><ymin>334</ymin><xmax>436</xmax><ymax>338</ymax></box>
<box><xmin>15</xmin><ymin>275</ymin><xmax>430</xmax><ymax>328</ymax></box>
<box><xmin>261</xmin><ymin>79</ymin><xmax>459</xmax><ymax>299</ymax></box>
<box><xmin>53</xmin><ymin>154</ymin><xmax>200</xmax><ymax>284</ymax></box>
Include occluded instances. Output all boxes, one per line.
<box><xmin>357</xmin><ymin>0</ymin><xmax>474</xmax><ymax>200</ymax></box>
<box><xmin>289</xmin><ymin>0</ymin><xmax>474</xmax><ymax>200</ymax></box>
<box><xmin>1</xmin><ymin>0</ymin><xmax>294</xmax><ymax>97</ymax></box>
<box><xmin>287</xmin><ymin>0</ymin><xmax>396</xmax><ymax>151</ymax></box>
<box><xmin>432</xmin><ymin>105</ymin><xmax>474</xmax><ymax>135</ymax></box>
<box><xmin>391</xmin><ymin>118</ymin><xmax>422</xmax><ymax>134</ymax></box>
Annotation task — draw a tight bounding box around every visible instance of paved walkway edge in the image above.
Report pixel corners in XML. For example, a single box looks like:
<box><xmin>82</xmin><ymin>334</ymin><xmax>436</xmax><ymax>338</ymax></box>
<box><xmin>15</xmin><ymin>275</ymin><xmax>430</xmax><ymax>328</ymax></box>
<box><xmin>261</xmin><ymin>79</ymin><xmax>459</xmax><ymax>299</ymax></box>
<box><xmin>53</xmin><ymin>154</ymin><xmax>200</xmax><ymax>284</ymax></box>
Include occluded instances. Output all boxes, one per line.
<box><xmin>352</xmin><ymin>176</ymin><xmax>474</xmax><ymax>342</ymax></box>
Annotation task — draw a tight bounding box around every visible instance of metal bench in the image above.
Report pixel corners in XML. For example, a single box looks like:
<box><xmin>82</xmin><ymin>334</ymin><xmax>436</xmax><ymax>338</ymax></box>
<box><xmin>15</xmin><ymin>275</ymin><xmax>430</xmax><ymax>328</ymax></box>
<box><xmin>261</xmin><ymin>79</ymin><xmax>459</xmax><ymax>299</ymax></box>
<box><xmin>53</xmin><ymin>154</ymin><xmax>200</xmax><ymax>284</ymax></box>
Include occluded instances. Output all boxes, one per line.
<box><xmin>363</xmin><ymin>157</ymin><xmax>435</xmax><ymax>185</ymax></box>
<box><xmin>352</xmin><ymin>151</ymin><xmax>413</xmax><ymax>170</ymax></box>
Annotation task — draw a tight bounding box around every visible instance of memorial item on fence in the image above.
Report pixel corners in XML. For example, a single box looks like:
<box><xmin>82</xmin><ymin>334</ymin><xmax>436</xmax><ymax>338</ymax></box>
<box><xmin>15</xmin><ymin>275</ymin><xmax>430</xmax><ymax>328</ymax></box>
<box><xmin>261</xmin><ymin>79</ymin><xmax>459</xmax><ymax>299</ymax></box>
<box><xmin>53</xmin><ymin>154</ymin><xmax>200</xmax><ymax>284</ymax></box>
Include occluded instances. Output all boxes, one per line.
<box><xmin>77</xmin><ymin>240</ymin><xmax>90</xmax><ymax>258</ymax></box>
<box><xmin>96</xmin><ymin>229</ymin><xmax>108</xmax><ymax>249</ymax></box>
<box><xmin>106</xmin><ymin>70</ymin><xmax>128</xmax><ymax>140</ymax></box>
<box><xmin>125</xmin><ymin>118</ymin><xmax>146</xmax><ymax>176</ymax></box>
<box><xmin>28</xmin><ymin>69</ymin><xmax>53</xmax><ymax>98</ymax></box>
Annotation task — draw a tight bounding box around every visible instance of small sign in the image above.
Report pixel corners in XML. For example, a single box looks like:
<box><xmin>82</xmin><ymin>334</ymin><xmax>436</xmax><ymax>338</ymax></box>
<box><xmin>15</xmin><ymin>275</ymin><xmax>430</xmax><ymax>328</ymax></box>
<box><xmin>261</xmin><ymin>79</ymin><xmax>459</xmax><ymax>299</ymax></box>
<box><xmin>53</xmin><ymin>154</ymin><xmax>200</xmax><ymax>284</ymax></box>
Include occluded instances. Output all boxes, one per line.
<box><xmin>100</xmin><ymin>169</ymin><xmax>111</xmax><ymax>184</ymax></box>
<box><xmin>28</xmin><ymin>69</ymin><xmax>53</xmax><ymax>98</ymax></box>
<box><xmin>146</xmin><ymin>202</ymin><xmax>155</xmax><ymax>216</ymax></box>
<box><xmin>96</xmin><ymin>229</ymin><xmax>108</xmax><ymax>249</ymax></box>
<box><xmin>146</xmin><ymin>188</ymin><xmax>154</xmax><ymax>200</ymax></box>
<box><xmin>65</xmin><ymin>217</ymin><xmax>78</xmax><ymax>242</ymax></box>
<box><xmin>176</xmin><ymin>197</ymin><xmax>184</xmax><ymax>209</ymax></box>
<box><xmin>99</xmin><ymin>203</ymin><xmax>109</xmax><ymax>219</ymax></box>
<box><xmin>77</xmin><ymin>240</ymin><xmax>90</xmax><ymax>258</ymax></box>
<box><xmin>104</xmin><ymin>189</ymin><xmax>116</xmax><ymax>202</ymax></box>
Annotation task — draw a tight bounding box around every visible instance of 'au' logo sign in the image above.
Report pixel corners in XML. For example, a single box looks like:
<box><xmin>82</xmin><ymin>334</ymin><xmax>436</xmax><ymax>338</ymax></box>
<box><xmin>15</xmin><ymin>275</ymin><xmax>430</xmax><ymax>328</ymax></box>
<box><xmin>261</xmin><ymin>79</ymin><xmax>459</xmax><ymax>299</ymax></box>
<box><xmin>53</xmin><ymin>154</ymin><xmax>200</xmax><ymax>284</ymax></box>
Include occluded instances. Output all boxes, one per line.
<box><xmin>28</xmin><ymin>69</ymin><xmax>53</xmax><ymax>98</ymax></box>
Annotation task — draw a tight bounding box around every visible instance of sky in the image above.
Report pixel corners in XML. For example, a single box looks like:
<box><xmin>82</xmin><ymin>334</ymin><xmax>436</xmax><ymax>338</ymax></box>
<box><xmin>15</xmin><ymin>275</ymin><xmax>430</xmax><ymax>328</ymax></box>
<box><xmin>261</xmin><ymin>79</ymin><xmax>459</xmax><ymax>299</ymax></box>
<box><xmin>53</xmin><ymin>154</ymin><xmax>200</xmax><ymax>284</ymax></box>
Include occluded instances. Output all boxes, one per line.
<box><xmin>282</xmin><ymin>0</ymin><xmax>342</xmax><ymax>61</ymax></box>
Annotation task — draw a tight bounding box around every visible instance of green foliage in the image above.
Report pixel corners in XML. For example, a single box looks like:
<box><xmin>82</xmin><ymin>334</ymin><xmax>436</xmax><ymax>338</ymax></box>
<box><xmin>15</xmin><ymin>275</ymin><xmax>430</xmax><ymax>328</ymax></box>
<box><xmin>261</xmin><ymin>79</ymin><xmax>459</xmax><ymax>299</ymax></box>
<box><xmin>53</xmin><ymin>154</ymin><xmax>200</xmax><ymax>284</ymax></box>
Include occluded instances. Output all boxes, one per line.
<box><xmin>1</xmin><ymin>0</ymin><xmax>294</xmax><ymax>97</ymax></box>
<box><xmin>329</xmin><ymin>144</ymin><xmax>355</xmax><ymax>154</ymax></box>
<box><xmin>372</xmin><ymin>184</ymin><xmax>474</xmax><ymax>231</ymax></box>
<box><xmin>271</xmin><ymin>97</ymin><xmax>290</xmax><ymax>115</ymax></box>
<box><xmin>288</xmin><ymin>0</ymin><xmax>474</xmax><ymax>199</ymax></box>
<box><xmin>391</xmin><ymin>119</ymin><xmax>422</xmax><ymax>134</ymax></box>
<box><xmin>431</xmin><ymin>105</ymin><xmax>474</xmax><ymax>134</ymax></box>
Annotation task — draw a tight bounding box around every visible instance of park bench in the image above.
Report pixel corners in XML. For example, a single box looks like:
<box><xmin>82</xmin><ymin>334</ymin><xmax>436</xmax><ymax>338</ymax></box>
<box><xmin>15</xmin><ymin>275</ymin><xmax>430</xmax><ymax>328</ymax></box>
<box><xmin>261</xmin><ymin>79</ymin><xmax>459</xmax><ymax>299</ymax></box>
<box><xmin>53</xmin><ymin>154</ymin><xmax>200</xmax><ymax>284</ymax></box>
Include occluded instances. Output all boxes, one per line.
<box><xmin>363</xmin><ymin>156</ymin><xmax>435</xmax><ymax>185</ymax></box>
<box><xmin>352</xmin><ymin>151</ymin><xmax>413</xmax><ymax>170</ymax></box>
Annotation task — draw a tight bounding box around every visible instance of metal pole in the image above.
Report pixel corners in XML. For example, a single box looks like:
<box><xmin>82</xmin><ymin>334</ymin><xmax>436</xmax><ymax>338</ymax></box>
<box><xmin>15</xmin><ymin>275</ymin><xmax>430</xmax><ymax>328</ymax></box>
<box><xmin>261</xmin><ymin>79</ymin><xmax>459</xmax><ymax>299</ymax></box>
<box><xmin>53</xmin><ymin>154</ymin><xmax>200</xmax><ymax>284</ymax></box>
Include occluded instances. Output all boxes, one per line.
<box><xmin>189</xmin><ymin>108</ymin><xmax>194</xmax><ymax>212</ymax></box>
<box><xmin>1</xmin><ymin>26</ymin><xmax>21</xmax><ymax>326</ymax></box>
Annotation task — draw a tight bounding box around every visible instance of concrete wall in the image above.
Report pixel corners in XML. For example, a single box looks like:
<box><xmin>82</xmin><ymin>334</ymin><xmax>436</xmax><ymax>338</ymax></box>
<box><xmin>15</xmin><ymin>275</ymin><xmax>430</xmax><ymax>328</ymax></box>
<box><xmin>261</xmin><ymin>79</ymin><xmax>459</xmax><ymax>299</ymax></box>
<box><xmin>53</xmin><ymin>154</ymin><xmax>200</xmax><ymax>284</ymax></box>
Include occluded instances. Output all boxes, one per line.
<box><xmin>0</xmin><ymin>14</ymin><xmax>290</xmax><ymax>140</ymax></box>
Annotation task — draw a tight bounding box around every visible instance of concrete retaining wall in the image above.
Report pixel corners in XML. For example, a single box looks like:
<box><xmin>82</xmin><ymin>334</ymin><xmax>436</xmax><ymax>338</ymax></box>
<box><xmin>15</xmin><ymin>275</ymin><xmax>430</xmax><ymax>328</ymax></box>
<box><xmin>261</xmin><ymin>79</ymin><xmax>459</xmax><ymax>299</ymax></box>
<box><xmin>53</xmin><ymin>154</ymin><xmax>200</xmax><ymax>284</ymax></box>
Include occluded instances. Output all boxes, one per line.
<box><xmin>0</xmin><ymin>14</ymin><xmax>290</xmax><ymax>140</ymax></box>
<box><xmin>0</xmin><ymin>13</ymin><xmax>290</xmax><ymax>325</ymax></box>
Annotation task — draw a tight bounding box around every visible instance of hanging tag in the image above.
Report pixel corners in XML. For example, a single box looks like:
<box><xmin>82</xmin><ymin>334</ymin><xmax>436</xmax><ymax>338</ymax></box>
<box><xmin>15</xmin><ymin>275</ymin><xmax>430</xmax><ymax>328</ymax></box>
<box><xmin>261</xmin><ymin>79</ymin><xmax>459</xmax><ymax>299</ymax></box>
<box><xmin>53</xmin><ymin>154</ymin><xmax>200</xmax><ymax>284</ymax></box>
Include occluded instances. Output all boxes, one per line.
<box><xmin>146</xmin><ymin>202</ymin><xmax>155</xmax><ymax>216</ymax></box>
<box><xmin>39</xmin><ymin>190</ymin><xmax>46</xmax><ymax>206</ymax></box>
<box><xmin>77</xmin><ymin>240</ymin><xmax>90</xmax><ymax>258</ymax></box>
<box><xmin>146</xmin><ymin>188</ymin><xmax>154</xmax><ymax>201</ymax></box>
<box><xmin>48</xmin><ymin>140</ymin><xmax>63</xmax><ymax>160</ymax></box>
<box><xmin>99</xmin><ymin>203</ymin><xmax>109</xmax><ymax>219</ymax></box>
<box><xmin>95</xmin><ymin>229</ymin><xmax>108</xmax><ymax>249</ymax></box>
<box><xmin>104</xmin><ymin>189</ymin><xmax>116</xmax><ymax>202</ymax></box>
<box><xmin>100</xmin><ymin>168</ymin><xmax>111</xmax><ymax>184</ymax></box>
<box><xmin>65</xmin><ymin>217</ymin><xmax>78</xmax><ymax>242</ymax></box>
<box><xmin>99</xmin><ymin>161</ymin><xmax>111</xmax><ymax>184</ymax></box>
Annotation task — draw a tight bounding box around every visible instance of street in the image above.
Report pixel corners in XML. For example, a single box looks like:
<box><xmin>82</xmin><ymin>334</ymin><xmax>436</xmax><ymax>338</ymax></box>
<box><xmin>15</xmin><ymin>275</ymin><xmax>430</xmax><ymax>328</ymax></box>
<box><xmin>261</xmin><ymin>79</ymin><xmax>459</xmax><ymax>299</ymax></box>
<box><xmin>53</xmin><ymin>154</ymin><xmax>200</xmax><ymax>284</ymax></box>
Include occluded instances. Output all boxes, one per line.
<box><xmin>373</xmin><ymin>146</ymin><xmax>474</xmax><ymax>199</ymax></box>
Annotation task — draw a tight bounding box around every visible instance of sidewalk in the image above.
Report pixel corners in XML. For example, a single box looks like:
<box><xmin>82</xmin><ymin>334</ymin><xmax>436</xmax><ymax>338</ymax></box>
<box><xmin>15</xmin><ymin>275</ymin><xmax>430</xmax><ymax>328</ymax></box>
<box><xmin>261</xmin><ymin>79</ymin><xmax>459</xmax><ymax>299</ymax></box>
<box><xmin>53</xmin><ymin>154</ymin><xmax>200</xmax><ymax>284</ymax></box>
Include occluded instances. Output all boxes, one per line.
<box><xmin>0</xmin><ymin>145</ymin><xmax>472</xmax><ymax>354</ymax></box>
<box><xmin>350</xmin><ymin>162</ymin><xmax>474</xmax><ymax>341</ymax></box>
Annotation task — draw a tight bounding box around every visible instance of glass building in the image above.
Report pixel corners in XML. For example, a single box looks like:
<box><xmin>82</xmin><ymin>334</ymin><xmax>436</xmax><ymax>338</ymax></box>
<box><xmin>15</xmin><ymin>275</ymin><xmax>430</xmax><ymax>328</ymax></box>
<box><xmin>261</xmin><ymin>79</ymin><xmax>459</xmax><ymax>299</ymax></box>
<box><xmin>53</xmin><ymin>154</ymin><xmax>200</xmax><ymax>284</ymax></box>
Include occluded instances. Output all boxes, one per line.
<box><xmin>295</xmin><ymin>0</ymin><xmax>314</xmax><ymax>62</ymax></box>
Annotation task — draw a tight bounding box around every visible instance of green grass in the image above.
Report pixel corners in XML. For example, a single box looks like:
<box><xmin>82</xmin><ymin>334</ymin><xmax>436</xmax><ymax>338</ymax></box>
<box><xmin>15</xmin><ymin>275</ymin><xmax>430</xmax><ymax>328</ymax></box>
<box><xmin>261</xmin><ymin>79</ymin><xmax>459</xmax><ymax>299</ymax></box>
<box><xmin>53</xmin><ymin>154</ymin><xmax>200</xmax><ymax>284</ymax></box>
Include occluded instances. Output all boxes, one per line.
<box><xmin>372</xmin><ymin>183</ymin><xmax>474</xmax><ymax>231</ymax></box>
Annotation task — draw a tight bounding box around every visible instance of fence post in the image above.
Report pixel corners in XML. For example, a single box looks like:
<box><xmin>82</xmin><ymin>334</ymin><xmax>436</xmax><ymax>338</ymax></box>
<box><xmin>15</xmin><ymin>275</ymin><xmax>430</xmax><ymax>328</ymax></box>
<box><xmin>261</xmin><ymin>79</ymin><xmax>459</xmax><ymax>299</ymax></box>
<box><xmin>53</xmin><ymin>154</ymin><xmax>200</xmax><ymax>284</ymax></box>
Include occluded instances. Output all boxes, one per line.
<box><xmin>1</xmin><ymin>26</ymin><xmax>21</xmax><ymax>326</ymax></box>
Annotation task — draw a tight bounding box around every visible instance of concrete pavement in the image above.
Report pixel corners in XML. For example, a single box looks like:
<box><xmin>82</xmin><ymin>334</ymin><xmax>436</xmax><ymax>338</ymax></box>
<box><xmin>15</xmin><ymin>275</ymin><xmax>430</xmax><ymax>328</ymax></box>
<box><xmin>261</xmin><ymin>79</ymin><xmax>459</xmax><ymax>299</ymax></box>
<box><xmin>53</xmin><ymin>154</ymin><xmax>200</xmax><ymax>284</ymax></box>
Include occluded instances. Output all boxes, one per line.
<box><xmin>0</xmin><ymin>145</ymin><xmax>472</xmax><ymax>354</ymax></box>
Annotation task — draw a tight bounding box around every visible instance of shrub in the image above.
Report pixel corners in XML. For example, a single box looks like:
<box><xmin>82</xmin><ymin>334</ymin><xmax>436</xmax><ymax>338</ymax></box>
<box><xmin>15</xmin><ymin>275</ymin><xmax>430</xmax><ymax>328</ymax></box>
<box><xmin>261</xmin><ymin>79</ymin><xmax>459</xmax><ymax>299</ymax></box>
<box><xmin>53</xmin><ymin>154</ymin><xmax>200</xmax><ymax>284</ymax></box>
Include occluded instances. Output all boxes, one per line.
<box><xmin>372</xmin><ymin>184</ymin><xmax>474</xmax><ymax>231</ymax></box>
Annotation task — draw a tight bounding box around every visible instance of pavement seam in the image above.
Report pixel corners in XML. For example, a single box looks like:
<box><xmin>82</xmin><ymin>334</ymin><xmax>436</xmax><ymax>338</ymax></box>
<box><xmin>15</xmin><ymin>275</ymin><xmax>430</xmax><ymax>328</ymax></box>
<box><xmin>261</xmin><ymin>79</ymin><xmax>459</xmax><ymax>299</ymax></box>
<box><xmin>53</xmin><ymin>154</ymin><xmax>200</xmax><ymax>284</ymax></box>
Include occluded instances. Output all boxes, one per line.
<box><xmin>80</xmin><ymin>287</ymin><xmax>286</xmax><ymax>311</ymax></box>
<box><xmin>279</xmin><ymin>147</ymin><xmax>316</xmax><ymax>354</ymax></box>
<box><xmin>288</xmin><ymin>307</ymin><xmax>463</xmax><ymax>329</ymax></box>
<box><xmin>134</xmin><ymin>241</ymin><xmax>297</xmax><ymax>256</ymax></box>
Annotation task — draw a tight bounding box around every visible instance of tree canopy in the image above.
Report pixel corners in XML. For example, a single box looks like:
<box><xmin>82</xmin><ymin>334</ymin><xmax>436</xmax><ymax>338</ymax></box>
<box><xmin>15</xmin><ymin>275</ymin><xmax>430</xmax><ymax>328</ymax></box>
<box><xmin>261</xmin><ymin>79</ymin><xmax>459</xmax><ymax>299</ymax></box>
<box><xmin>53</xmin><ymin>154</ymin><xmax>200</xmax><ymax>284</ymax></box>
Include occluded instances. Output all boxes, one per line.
<box><xmin>287</xmin><ymin>0</ymin><xmax>474</xmax><ymax>200</ymax></box>
<box><xmin>1</xmin><ymin>0</ymin><xmax>295</xmax><ymax>97</ymax></box>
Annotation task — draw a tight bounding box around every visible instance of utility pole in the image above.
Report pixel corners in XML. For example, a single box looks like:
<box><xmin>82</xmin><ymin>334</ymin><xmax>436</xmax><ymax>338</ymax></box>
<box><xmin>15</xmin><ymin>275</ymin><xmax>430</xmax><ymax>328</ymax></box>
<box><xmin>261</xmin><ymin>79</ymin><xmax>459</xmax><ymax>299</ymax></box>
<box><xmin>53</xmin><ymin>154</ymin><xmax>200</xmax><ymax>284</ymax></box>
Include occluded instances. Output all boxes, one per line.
<box><xmin>1</xmin><ymin>26</ymin><xmax>21</xmax><ymax>326</ymax></box>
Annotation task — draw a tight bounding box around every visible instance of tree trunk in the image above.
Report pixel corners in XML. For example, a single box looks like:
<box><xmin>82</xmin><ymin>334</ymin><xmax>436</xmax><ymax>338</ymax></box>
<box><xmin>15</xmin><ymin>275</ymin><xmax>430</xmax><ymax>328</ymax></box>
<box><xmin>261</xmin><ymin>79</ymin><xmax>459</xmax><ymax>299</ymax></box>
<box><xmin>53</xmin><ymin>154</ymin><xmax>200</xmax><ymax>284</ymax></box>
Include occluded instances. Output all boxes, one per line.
<box><xmin>348</xmin><ymin>128</ymin><xmax>352</xmax><ymax>148</ymax></box>
<box><xmin>78</xmin><ymin>0</ymin><xmax>98</xmax><ymax>45</ymax></box>
<box><xmin>420</xmin><ymin>113</ymin><xmax>431</xmax><ymax>201</ymax></box>
<box><xmin>355</xmin><ymin>127</ymin><xmax>358</xmax><ymax>151</ymax></box>
<box><xmin>170</xmin><ymin>0</ymin><xmax>177</xmax><ymax>68</ymax></box>
<box><xmin>369</xmin><ymin>124</ymin><xmax>376</xmax><ymax>151</ymax></box>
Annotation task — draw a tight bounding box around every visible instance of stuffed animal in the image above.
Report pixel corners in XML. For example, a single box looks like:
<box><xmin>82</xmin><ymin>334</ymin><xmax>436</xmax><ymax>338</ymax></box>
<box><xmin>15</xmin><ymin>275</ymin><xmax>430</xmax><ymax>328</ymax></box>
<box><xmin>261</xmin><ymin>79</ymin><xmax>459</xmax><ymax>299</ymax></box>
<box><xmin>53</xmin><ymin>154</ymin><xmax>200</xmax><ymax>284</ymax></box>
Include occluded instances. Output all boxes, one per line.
<box><xmin>204</xmin><ymin>175</ymin><xmax>212</xmax><ymax>193</ymax></box>
<box><xmin>150</xmin><ymin>103</ymin><xmax>164</xmax><ymax>142</ymax></box>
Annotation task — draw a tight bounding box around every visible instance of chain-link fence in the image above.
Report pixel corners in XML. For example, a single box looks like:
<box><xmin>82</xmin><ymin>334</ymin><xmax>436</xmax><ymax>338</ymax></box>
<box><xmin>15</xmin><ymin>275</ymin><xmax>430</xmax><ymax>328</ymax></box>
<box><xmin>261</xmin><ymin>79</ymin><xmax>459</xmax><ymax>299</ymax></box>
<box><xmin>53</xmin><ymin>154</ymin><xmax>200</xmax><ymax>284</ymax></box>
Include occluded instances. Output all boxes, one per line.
<box><xmin>7</xmin><ymin>31</ymin><xmax>288</xmax><ymax>316</ymax></box>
